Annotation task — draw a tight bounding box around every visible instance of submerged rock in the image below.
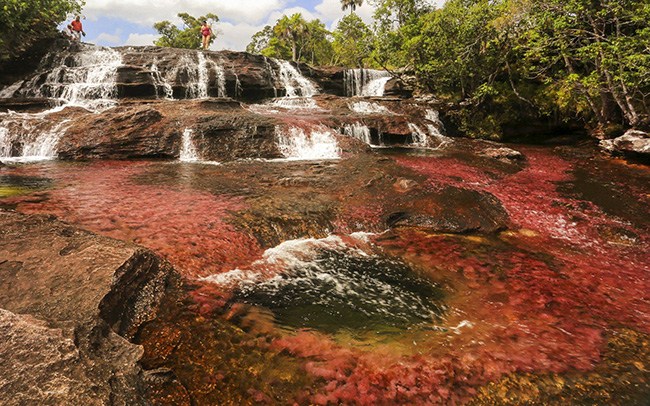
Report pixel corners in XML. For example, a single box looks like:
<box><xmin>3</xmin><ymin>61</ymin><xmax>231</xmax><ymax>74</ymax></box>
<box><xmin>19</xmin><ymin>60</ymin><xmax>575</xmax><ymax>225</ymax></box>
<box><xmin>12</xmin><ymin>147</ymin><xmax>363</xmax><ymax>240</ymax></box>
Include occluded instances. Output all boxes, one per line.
<box><xmin>0</xmin><ymin>210</ymin><xmax>180</xmax><ymax>404</ymax></box>
<box><xmin>600</xmin><ymin>129</ymin><xmax>650</xmax><ymax>158</ymax></box>
<box><xmin>385</xmin><ymin>187</ymin><xmax>509</xmax><ymax>233</ymax></box>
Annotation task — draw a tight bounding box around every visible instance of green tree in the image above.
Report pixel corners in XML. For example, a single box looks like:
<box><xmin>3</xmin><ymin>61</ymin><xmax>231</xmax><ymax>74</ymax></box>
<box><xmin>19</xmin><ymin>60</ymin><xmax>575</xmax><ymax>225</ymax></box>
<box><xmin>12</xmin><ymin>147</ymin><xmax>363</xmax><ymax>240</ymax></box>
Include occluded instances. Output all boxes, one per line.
<box><xmin>153</xmin><ymin>13</ymin><xmax>219</xmax><ymax>49</ymax></box>
<box><xmin>520</xmin><ymin>0</ymin><xmax>650</xmax><ymax>127</ymax></box>
<box><xmin>341</xmin><ymin>0</ymin><xmax>364</xmax><ymax>14</ymax></box>
<box><xmin>247</xmin><ymin>14</ymin><xmax>333</xmax><ymax>65</ymax></box>
<box><xmin>274</xmin><ymin>13</ymin><xmax>307</xmax><ymax>61</ymax></box>
<box><xmin>0</xmin><ymin>0</ymin><xmax>85</xmax><ymax>65</ymax></box>
<box><xmin>332</xmin><ymin>14</ymin><xmax>374</xmax><ymax>67</ymax></box>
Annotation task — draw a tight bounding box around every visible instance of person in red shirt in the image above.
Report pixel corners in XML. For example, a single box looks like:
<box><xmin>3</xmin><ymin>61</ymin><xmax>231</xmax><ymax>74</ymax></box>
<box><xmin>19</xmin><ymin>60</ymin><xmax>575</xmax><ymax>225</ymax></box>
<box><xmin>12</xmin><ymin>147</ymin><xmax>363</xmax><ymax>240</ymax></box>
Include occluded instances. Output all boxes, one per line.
<box><xmin>70</xmin><ymin>16</ymin><xmax>86</xmax><ymax>41</ymax></box>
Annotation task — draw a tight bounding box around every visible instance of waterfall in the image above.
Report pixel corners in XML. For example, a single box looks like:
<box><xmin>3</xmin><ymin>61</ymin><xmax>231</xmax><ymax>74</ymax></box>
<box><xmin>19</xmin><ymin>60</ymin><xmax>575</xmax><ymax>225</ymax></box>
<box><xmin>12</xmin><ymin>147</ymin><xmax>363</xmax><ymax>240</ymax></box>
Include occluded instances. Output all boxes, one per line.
<box><xmin>13</xmin><ymin>46</ymin><xmax>123</xmax><ymax>111</ymax></box>
<box><xmin>275</xmin><ymin>125</ymin><xmax>340</xmax><ymax>160</ymax></box>
<box><xmin>276</xmin><ymin>60</ymin><xmax>318</xmax><ymax>97</ymax></box>
<box><xmin>408</xmin><ymin>123</ymin><xmax>429</xmax><ymax>147</ymax></box>
<box><xmin>343</xmin><ymin>123</ymin><xmax>372</xmax><ymax>145</ymax></box>
<box><xmin>0</xmin><ymin>81</ymin><xmax>24</xmax><ymax>98</ymax></box>
<box><xmin>0</xmin><ymin>109</ymin><xmax>71</xmax><ymax>161</ymax></box>
<box><xmin>348</xmin><ymin>101</ymin><xmax>393</xmax><ymax>115</ymax></box>
<box><xmin>150</xmin><ymin>59</ymin><xmax>173</xmax><ymax>99</ymax></box>
<box><xmin>424</xmin><ymin>109</ymin><xmax>452</xmax><ymax>146</ymax></box>
<box><xmin>344</xmin><ymin>69</ymin><xmax>392</xmax><ymax>97</ymax></box>
<box><xmin>170</xmin><ymin>52</ymin><xmax>228</xmax><ymax>99</ymax></box>
<box><xmin>179</xmin><ymin>128</ymin><xmax>199</xmax><ymax>161</ymax></box>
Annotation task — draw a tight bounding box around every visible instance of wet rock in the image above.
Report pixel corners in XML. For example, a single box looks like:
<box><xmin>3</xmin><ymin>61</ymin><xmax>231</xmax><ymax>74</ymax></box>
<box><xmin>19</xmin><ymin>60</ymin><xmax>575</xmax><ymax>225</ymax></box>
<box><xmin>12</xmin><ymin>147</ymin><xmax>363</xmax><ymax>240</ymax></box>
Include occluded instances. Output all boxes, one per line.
<box><xmin>383</xmin><ymin>77</ymin><xmax>413</xmax><ymax>98</ymax></box>
<box><xmin>477</xmin><ymin>146</ymin><xmax>524</xmax><ymax>161</ymax></box>
<box><xmin>0</xmin><ymin>309</ymin><xmax>146</xmax><ymax>406</ymax></box>
<box><xmin>56</xmin><ymin>99</ymin><xmax>281</xmax><ymax>161</ymax></box>
<box><xmin>386</xmin><ymin>187</ymin><xmax>509</xmax><ymax>233</ymax></box>
<box><xmin>0</xmin><ymin>97</ymin><xmax>54</xmax><ymax>113</ymax></box>
<box><xmin>0</xmin><ymin>210</ymin><xmax>180</xmax><ymax>405</ymax></box>
<box><xmin>0</xmin><ymin>210</ymin><xmax>176</xmax><ymax>337</ymax></box>
<box><xmin>600</xmin><ymin>129</ymin><xmax>650</xmax><ymax>158</ymax></box>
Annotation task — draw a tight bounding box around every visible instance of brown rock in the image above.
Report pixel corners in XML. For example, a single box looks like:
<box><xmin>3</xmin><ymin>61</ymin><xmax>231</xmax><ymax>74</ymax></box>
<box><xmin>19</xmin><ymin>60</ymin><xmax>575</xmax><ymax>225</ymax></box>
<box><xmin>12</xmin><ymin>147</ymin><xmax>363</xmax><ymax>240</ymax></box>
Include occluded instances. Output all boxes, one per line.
<box><xmin>0</xmin><ymin>210</ymin><xmax>181</xmax><ymax>405</ymax></box>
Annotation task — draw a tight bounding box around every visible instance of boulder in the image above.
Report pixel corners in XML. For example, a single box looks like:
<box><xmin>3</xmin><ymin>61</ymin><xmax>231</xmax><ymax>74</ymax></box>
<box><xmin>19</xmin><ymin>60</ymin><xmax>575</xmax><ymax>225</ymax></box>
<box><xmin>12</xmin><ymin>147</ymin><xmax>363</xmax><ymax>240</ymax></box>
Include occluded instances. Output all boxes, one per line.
<box><xmin>477</xmin><ymin>146</ymin><xmax>524</xmax><ymax>161</ymax></box>
<box><xmin>600</xmin><ymin>129</ymin><xmax>650</xmax><ymax>157</ymax></box>
<box><xmin>0</xmin><ymin>210</ymin><xmax>180</xmax><ymax>405</ymax></box>
<box><xmin>385</xmin><ymin>187</ymin><xmax>509</xmax><ymax>233</ymax></box>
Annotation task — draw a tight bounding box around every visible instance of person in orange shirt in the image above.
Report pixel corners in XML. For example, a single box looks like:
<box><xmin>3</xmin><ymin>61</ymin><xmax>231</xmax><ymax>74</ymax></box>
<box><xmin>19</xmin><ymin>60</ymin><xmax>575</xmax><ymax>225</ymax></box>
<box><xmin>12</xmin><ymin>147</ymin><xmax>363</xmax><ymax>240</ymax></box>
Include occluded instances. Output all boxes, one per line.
<box><xmin>70</xmin><ymin>16</ymin><xmax>86</xmax><ymax>41</ymax></box>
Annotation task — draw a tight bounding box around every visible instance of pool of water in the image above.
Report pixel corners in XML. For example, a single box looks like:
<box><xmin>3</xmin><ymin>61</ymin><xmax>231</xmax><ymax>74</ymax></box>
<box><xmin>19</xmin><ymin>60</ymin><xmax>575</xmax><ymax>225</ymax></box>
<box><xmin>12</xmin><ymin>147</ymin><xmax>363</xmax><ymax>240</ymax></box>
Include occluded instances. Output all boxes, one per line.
<box><xmin>1</xmin><ymin>144</ymin><xmax>649</xmax><ymax>405</ymax></box>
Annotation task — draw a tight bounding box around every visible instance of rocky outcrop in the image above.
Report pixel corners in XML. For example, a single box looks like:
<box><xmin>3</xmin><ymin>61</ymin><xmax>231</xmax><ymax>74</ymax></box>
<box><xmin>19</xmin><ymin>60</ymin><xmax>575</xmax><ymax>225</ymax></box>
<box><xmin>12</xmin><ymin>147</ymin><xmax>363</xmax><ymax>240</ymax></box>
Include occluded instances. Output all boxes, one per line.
<box><xmin>0</xmin><ymin>309</ymin><xmax>145</xmax><ymax>406</ymax></box>
<box><xmin>600</xmin><ymin>129</ymin><xmax>650</xmax><ymax>158</ymax></box>
<box><xmin>0</xmin><ymin>210</ymin><xmax>180</xmax><ymax>404</ymax></box>
<box><xmin>385</xmin><ymin>187</ymin><xmax>510</xmax><ymax>233</ymax></box>
<box><xmin>56</xmin><ymin>99</ymin><xmax>282</xmax><ymax>161</ymax></box>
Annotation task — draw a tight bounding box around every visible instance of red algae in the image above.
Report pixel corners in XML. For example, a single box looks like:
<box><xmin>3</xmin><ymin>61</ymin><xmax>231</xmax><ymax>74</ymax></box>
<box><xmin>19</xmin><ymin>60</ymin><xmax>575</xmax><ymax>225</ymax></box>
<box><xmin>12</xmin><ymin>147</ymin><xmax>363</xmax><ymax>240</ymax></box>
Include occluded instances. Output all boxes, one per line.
<box><xmin>1</xmin><ymin>161</ymin><xmax>262</xmax><ymax>277</ymax></box>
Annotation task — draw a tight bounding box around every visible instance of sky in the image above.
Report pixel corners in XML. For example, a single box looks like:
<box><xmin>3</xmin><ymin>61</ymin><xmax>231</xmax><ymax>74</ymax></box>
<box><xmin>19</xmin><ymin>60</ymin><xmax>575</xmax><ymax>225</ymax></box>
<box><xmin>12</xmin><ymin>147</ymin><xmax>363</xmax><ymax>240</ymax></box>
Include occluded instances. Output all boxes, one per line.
<box><xmin>69</xmin><ymin>0</ymin><xmax>446</xmax><ymax>51</ymax></box>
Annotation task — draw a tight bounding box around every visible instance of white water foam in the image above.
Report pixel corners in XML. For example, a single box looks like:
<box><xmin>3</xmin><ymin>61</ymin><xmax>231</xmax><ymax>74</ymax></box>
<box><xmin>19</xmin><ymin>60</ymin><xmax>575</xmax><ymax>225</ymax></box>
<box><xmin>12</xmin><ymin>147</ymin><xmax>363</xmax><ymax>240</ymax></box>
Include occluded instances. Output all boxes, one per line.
<box><xmin>201</xmin><ymin>235</ymin><xmax>368</xmax><ymax>288</ymax></box>
<box><xmin>0</xmin><ymin>108</ymin><xmax>72</xmax><ymax>162</ymax></box>
<box><xmin>408</xmin><ymin>123</ymin><xmax>429</xmax><ymax>147</ymax></box>
<box><xmin>344</xmin><ymin>69</ymin><xmax>392</xmax><ymax>97</ymax></box>
<box><xmin>0</xmin><ymin>81</ymin><xmax>24</xmax><ymax>98</ymax></box>
<box><xmin>276</xmin><ymin>60</ymin><xmax>318</xmax><ymax>97</ymax></box>
<box><xmin>348</xmin><ymin>101</ymin><xmax>394</xmax><ymax>115</ymax></box>
<box><xmin>424</xmin><ymin>109</ymin><xmax>452</xmax><ymax>147</ymax></box>
<box><xmin>17</xmin><ymin>46</ymin><xmax>123</xmax><ymax>111</ymax></box>
<box><xmin>150</xmin><ymin>59</ymin><xmax>174</xmax><ymax>99</ymax></box>
<box><xmin>179</xmin><ymin>128</ymin><xmax>199</xmax><ymax>161</ymax></box>
<box><xmin>343</xmin><ymin>123</ymin><xmax>372</xmax><ymax>145</ymax></box>
<box><xmin>275</xmin><ymin>125</ymin><xmax>341</xmax><ymax>160</ymax></box>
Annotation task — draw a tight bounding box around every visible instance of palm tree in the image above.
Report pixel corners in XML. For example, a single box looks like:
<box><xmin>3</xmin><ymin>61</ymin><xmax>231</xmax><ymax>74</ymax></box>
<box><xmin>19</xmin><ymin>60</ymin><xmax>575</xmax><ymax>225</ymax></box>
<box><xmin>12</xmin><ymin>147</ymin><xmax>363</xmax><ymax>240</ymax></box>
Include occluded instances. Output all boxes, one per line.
<box><xmin>341</xmin><ymin>0</ymin><xmax>363</xmax><ymax>15</ymax></box>
<box><xmin>274</xmin><ymin>14</ymin><xmax>306</xmax><ymax>62</ymax></box>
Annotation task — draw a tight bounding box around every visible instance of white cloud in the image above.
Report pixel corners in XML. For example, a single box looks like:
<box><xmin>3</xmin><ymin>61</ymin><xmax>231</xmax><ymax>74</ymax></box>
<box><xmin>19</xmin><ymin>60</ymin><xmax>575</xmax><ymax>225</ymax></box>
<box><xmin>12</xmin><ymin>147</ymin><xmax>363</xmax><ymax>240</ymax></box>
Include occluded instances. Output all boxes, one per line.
<box><xmin>124</xmin><ymin>33</ymin><xmax>161</xmax><ymax>46</ymax></box>
<box><xmin>81</xmin><ymin>0</ymin><xmax>449</xmax><ymax>51</ymax></box>
<box><xmin>211</xmin><ymin>22</ymin><xmax>265</xmax><ymax>51</ymax></box>
<box><xmin>82</xmin><ymin>0</ymin><xmax>291</xmax><ymax>26</ymax></box>
<box><xmin>93</xmin><ymin>32</ymin><xmax>121</xmax><ymax>44</ymax></box>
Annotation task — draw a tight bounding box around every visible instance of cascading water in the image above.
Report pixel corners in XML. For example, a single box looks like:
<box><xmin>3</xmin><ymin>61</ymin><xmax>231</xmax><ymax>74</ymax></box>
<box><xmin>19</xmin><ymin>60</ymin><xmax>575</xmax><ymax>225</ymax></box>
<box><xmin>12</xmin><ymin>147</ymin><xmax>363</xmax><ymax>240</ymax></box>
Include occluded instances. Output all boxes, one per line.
<box><xmin>408</xmin><ymin>123</ymin><xmax>430</xmax><ymax>147</ymax></box>
<box><xmin>150</xmin><ymin>59</ymin><xmax>174</xmax><ymax>99</ymax></box>
<box><xmin>344</xmin><ymin>69</ymin><xmax>392</xmax><ymax>97</ymax></box>
<box><xmin>424</xmin><ymin>109</ymin><xmax>452</xmax><ymax>146</ymax></box>
<box><xmin>179</xmin><ymin>128</ymin><xmax>199</xmax><ymax>161</ymax></box>
<box><xmin>276</xmin><ymin>60</ymin><xmax>318</xmax><ymax>97</ymax></box>
<box><xmin>348</xmin><ymin>101</ymin><xmax>394</xmax><ymax>115</ymax></box>
<box><xmin>14</xmin><ymin>46</ymin><xmax>123</xmax><ymax>111</ymax></box>
<box><xmin>170</xmin><ymin>52</ymin><xmax>228</xmax><ymax>99</ymax></box>
<box><xmin>343</xmin><ymin>123</ymin><xmax>372</xmax><ymax>145</ymax></box>
<box><xmin>0</xmin><ymin>109</ymin><xmax>71</xmax><ymax>162</ymax></box>
<box><xmin>275</xmin><ymin>125</ymin><xmax>340</xmax><ymax>160</ymax></box>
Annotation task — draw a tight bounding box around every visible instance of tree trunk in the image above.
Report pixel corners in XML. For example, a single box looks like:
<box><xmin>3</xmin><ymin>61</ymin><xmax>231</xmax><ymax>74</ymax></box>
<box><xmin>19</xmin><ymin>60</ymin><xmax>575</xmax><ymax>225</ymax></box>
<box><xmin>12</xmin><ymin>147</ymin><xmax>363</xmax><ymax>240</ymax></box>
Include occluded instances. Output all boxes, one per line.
<box><xmin>563</xmin><ymin>54</ymin><xmax>604</xmax><ymax>125</ymax></box>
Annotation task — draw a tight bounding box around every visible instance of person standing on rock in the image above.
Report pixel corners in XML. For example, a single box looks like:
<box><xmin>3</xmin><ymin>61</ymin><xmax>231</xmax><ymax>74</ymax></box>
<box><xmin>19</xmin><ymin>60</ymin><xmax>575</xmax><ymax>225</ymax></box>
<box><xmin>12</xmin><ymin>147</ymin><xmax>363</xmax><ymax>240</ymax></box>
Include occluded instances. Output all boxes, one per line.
<box><xmin>61</xmin><ymin>24</ymin><xmax>74</xmax><ymax>40</ymax></box>
<box><xmin>201</xmin><ymin>21</ymin><xmax>213</xmax><ymax>50</ymax></box>
<box><xmin>70</xmin><ymin>16</ymin><xmax>86</xmax><ymax>41</ymax></box>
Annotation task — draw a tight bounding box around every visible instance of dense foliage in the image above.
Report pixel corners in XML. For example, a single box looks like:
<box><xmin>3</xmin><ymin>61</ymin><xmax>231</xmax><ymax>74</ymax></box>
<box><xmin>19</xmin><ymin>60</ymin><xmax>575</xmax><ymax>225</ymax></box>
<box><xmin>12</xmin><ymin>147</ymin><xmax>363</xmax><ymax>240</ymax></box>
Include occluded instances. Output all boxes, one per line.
<box><xmin>0</xmin><ymin>0</ymin><xmax>84</xmax><ymax>64</ymax></box>
<box><xmin>153</xmin><ymin>13</ymin><xmax>219</xmax><ymax>49</ymax></box>
<box><xmin>247</xmin><ymin>0</ymin><xmax>649</xmax><ymax>136</ymax></box>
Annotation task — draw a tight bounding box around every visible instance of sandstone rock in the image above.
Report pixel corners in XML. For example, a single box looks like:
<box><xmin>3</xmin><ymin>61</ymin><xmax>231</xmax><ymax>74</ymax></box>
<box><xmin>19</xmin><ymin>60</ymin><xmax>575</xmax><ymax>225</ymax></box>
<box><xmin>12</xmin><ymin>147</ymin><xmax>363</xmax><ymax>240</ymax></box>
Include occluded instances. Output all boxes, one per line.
<box><xmin>0</xmin><ymin>210</ymin><xmax>180</xmax><ymax>405</ymax></box>
<box><xmin>385</xmin><ymin>187</ymin><xmax>509</xmax><ymax>233</ymax></box>
<box><xmin>478</xmin><ymin>146</ymin><xmax>524</xmax><ymax>161</ymax></box>
<box><xmin>0</xmin><ymin>309</ymin><xmax>146</xmax><ymax>406</ymax></box>
<box><xmin>0</xmin><ymin>210</ymin><xmax>175</xmax><ymax>337</ymax></box>
<box><xmin>600</xmin><ymin>129</ymin><xmax>650</xmax><ymax>157</ymax></box>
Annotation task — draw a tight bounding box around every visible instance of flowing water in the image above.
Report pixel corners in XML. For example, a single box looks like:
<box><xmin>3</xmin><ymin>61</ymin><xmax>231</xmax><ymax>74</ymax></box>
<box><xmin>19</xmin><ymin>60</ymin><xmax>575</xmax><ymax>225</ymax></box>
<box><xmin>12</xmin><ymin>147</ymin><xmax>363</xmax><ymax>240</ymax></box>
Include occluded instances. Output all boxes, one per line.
<box><xmin>1</xmin><ymin>44</ymin><xmax>649</xmax><ymax>405</ymax></box>
<box><xmin>344</xmin><ymin>69</ymin><xmax>392</xmax><ymax>97</ymax></box>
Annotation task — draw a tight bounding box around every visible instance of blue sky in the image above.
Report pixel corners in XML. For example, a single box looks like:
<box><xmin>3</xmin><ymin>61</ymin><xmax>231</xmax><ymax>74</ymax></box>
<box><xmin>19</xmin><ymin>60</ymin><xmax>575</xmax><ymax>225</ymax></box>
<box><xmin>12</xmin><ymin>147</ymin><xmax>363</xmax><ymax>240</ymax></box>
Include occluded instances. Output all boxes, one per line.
<box><xmin>67</xmin><ymin>0</ymin><xmax>445</xmax><ymax>51</ymax></box>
